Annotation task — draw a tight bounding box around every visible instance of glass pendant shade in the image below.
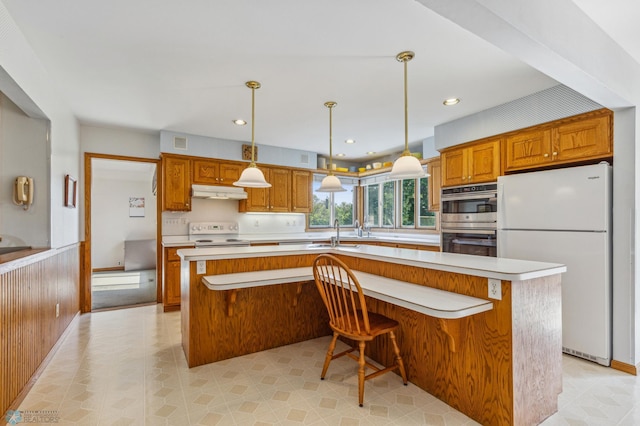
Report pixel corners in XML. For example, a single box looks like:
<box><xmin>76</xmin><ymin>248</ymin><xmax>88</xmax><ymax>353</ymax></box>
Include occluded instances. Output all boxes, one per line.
<box><xmin>234</xmin><ymin>164</ymin><xmax>271</xmax><ymax>188</ymax></box>
<box><xmin>318</xmin><ymin>174</ymin><xmax>346</xmax><ymax>192</ymax></box>
<box><xmin>389</xmin><ymin>154</ymin><xmax>426</xmax><ymax>179</ymax></box>
<box><xmin>234</xmin><ymin>80</ymin><xmax>271</xmax><ymax>188</ymax></box>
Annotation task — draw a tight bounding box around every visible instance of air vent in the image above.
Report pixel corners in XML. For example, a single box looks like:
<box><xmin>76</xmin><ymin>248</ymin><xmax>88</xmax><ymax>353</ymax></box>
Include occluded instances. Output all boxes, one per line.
<box><xmin>300</xmin><ymin>154</ymin><xmax>309</xmax><ymax>164</ymax></box>
<box><xmin>174</xmin><ymin>136</ymin><xmax>188</xmax><ymax>150</ymax></box>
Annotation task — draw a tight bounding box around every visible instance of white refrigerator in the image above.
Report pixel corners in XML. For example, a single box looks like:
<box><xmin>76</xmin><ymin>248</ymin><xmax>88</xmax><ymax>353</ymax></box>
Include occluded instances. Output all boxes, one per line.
<box><xmin>497</xmin><ymin>163</ymin><xmax>612</xmax><ymax>366</ymax></box>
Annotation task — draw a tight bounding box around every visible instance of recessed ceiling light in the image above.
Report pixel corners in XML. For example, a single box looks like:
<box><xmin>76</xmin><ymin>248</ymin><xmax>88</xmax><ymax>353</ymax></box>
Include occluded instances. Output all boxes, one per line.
<box><xmin>233</xmin><ymin>119</ymin><xmax>247</xmax><ymax>125</ymax></box>
<box><xmin>366</xmin><ymin>151</ymin><xmax>376</xmax><ymax>155</ymax></box>
<box><xmin>345</xmin><ymin>139</ymin><xmax>355</xmax><ymax>144</ymax></box>
<box><xmin>336</xmin><ymin>153</ymin><xmax>346</xmax><ymax>157</ymax></box>
<box><xmin>443</xmin><ymin>98</ymin><xmax>460</xmax><ymax>106</ymax></box>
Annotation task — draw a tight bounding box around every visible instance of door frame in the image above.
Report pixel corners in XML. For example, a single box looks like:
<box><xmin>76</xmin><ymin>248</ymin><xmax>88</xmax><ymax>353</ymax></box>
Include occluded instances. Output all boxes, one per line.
<box><xmin>80</xmin><ymin>152</ymin><xmax>162</xmax><ymax>313</ymax></box>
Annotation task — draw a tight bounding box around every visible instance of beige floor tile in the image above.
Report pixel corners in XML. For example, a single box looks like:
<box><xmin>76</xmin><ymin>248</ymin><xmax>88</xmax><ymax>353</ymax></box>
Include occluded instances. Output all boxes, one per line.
<box><xmin>12</xmin><ymin>304</ymin><xmax>640</xmax><ymax>426</ymax></box>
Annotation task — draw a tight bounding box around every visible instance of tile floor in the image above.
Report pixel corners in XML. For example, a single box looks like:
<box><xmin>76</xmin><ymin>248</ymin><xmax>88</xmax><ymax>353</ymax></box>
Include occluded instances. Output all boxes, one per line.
<box><xmin>9</xmin><ymin>305</ymin><xmax>640</xmax><ymax>425</ymax></box>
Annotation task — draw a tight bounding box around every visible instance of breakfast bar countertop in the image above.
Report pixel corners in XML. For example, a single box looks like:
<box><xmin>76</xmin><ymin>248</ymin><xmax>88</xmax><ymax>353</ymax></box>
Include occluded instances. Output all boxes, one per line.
<box><xmin>178</xmin><ymin>243</ymin><xmax>566</xmax><ymax>282</ymax></box>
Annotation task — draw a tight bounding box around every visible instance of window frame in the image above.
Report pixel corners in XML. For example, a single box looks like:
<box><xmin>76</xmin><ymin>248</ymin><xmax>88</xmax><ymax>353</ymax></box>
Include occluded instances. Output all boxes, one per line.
<box><xmin>309</xmin><ymin>174</ymin><xmax>357</xmax><ymax>229</ymax></box>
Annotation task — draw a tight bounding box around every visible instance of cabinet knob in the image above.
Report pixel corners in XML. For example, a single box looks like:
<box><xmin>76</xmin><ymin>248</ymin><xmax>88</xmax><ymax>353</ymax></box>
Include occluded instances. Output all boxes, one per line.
<box><xmin>462</xmin><ymin>176</ymin><xmax>466</xmax><ymax>180</ymax></box>
<box><xmin>544</xmin><ymin>153</ymin><xmax>549</xmax><ymax>157</ymax></box>
<box><xmin>552</xmin><ymin>151</ymin><xmax>558</xmax><ymax>156</ymax></box>
<box><xmin>468</xmin><ymin>175</ymin><xmax>471</xmax><ymax>180</ymax></box>
<box><xmin>293</xmin><ymin>206</ymin><xmax>296</xmax><ymax>210</ymax></box>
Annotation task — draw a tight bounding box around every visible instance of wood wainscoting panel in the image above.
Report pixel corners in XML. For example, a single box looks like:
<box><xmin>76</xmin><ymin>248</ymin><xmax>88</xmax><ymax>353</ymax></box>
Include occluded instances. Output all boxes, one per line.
<box><xmin>181</xmin><ymin>254</ymin><xmax>330</xmax><ymax>367</ymax></box>
<box><xmin>0</xmin><ymin>245</ymin><xmax>80</xmax><ymax>414</ymax></box>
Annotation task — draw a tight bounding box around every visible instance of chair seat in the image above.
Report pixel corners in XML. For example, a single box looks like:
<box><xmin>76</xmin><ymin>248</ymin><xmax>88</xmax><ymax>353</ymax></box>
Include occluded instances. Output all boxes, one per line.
<box><xmin>331</xmin><ymin>310</ymin><xmax>399</xmax><ymax>341</ymax></box>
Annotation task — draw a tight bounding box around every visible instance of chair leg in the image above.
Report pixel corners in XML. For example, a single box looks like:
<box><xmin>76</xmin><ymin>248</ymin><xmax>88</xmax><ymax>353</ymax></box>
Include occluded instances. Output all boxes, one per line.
<box><xmin>358</xmin><ymin>341</ymin><xmax>366</xmax><ymax>407</ymax></box>
<box><xmin>389</xmin><ymin>331</ymin><xmax>408</xmax><ymax>385</ymax></box>
<box><xmin>321</xmin><ymin>332</ymin><xmax>339</xmax><ymax>380</ymax></box>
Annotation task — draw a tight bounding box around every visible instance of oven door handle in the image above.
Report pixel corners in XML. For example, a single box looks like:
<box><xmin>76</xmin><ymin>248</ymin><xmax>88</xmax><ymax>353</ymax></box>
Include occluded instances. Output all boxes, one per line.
<box><xmin>442</xmin><ymin>229</ymin><xmax>496</xmax><ymax>235</ymax></box>
<box><xmin>441</xmin><ymin>192</ymin><xmax>497</xmax><ymax>201</ymax></box>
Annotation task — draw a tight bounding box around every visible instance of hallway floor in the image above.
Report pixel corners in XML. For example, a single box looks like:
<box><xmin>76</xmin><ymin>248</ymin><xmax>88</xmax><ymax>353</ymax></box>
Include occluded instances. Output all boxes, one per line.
<box><xmin>11</xmin><ymin>305</ymin><xmax>640</xmax><ymax>425</ymax></box>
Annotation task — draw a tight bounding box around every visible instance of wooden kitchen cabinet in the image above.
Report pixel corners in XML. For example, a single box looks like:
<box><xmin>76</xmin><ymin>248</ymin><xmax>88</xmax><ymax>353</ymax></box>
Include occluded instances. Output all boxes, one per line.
<box><xmin>441</xmin><ymin>138</ymin><xmax>500</xmax><ymax>187</ymax></box>
<box><xmin>162</xmin><ymin>154</ymin><xmax>191</xmax><ymax>211</ymax></box>
<box><xmin>163</xmin><ymin>246</ymin><xmax>192</xmax><ymax>311</ymax></box>
<box><xmin>426</xmin><ymin>158</ymin><xmax>441</xmax><ymax>211</ymax></box>
<box><xmin>291</xmin><ymin>170</ymin><xmax>312</xmax><ymax>213</ymax></box>
<box><xmin>239</xmin><ymin>166</ymin><xmax>291</xmax><ymax>212</ymax></box>
<box><xmin>192</xmin><ymin>159</ymin><xmax>244</xmax><ymax>186</ymax></box>
<box><xmin>503</xmin><ymin>108</ymin><xmax>612</xmax><ymax>173</ymax></box>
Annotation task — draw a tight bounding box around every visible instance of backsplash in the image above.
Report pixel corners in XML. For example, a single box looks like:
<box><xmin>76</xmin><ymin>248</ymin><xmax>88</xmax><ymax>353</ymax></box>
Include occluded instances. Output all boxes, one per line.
<box><xmin>161</xmin><ymin>198</ymin><xmax>306</xmax><ymax>235</ymax></box>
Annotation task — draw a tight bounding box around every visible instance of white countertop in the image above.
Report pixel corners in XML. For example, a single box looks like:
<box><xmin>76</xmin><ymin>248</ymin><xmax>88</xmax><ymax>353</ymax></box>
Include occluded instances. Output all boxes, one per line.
<box><xmin>178</xmin><ymin>243</ymin><xmax>566</xmax><ymax>282</ymax></box>
<box><xmin>162</xmin><ymin>232</ymin><xmax>440</xmax><ymax>247</ymax></box>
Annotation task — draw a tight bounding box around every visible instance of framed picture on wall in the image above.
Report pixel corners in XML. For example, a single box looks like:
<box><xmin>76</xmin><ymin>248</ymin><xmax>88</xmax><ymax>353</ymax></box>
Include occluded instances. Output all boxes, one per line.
<box><xmin>65</xmin><ymin>174</ymin><xmax>77</xmax><ymax>208</ymax></box>
<box><xmin>129</xmin><ymin>197</ymin><xmax>145</xmax><ymax>217</ymax></box>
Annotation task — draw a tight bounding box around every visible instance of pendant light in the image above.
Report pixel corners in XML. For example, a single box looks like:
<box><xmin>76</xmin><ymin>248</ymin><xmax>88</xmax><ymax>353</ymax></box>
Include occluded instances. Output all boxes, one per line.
<box><xmin>317</xmin><ymin>101</ymin><xmax>346</xmax><ymax>192</ymax></box>
<box><xmin>233</xmin><ymin>81</ymin><xmax>271</xmax><ymax>188</ymax></box>
<box><xmin>389</xmin><ymin>51</ymin><xmax>428</xmax><ymax>180</ymax></box>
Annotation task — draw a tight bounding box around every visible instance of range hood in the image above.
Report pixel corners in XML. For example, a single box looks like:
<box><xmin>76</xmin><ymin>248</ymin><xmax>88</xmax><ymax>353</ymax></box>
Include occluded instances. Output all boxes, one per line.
<box><xmin>191</xmin><ymin>184</ymin><xmax>248</xmax><ymax>200</ymax></box>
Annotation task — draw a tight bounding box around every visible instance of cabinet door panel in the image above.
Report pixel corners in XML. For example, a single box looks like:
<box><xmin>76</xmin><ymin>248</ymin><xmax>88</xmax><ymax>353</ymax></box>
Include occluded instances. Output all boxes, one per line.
<box><xmin>165</xmin><ymin>261</ymin><xmax>181</xmax><ymax>306</ymax></box>
<box><xmin>192</xmin><ymin>159</ymin><xmax>220</xmax><ymax>184</ymax></box>
<box><xmin>553</xmin><ymin>115</ymin><xmax>611</xmax><ymax>162</ymax></box>
<box><xmin>441</xmin><ymin>149</ymin><xmax>467</xmax><ymax>187</ymax></box>
<box><xmin>469</xmin><ymin>139</ymin><xmax>500</xmax><ymax>183</ymax></box>
<box><xmin>427</xmin><ymin>159</ymin><xmax>441</xmax><ymax>211</ymax></box>
<box><xmin>218</xmin><ymin>162</ymin><xmax>243</xmax><ymax>185</ymax></box>
<box><xmin>291</xmin><ymin>170</ymin><xmax>312</xmax><ymax>213</ymax></box>
<box><xmin>163</xmin><ymin>156</ymin><xmax>191</xmax><ymax>211</ymax></box>
<box><xmin>269</xmin><ymin>168</ymin><xmax>291</xmax><ymax>212</ymax></box>
<box><xmin>504</xmin><ymin>130</ymin><xmax>552</xmax><ymax>172</ymax></box>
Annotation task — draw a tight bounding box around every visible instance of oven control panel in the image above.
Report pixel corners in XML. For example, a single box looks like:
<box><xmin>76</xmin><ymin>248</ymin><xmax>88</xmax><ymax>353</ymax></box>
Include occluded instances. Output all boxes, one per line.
<box><xmin>189</xmin><ymin>222</ymin><xmax>239</xmax><ymax>235</ymax></box>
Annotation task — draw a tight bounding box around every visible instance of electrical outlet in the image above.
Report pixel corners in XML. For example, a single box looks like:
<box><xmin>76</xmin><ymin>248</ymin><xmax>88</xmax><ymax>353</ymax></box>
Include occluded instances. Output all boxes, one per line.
<box><xmin>254</xmin><ymin>220</ymin><xmax>260</xmax><ymax>227</ymax></box>
<box><xmin>488</xmin><ymin>278</ymin><xmax>502</xmax><ymax>300</ymax></box>
<box><xmin>196</xmin><ymin>260</ymin><xmax>206</xmax><ymax>274</ymax></box>
<box><xmin>55</xmin><ymin>303</ymin><xmax>60</xmax><ymax>318</ymax></box>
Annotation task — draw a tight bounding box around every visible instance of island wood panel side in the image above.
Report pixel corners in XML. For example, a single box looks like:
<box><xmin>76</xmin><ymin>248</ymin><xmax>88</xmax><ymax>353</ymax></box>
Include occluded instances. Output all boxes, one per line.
<box><xmin>182</xmin><ymin>254</ymin><xmax>330</xmax><ymax>367</ymax></box>
<box><xmin>337</xmin><ymin>255</ymin><xmax>514</xmax><ymax>426</ymax></box>
<box><xmin>511</xmin><ymin>275</ymin><xmax>562</xmax><ymax>426</ymax></box>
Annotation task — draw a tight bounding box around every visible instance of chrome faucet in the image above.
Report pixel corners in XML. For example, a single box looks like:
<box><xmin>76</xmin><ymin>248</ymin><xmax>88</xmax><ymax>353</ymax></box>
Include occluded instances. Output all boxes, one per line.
<box><xmin>334</xmin><ymin>218</ymin><xmax>340</xmax><ymax>246</ymax></box>
<box><xmin>354</xmin><ymin>219</ymin><xmax>362</xmax><ymax>237</ymax></box>
<box><xmin>363</xmin><ymin>215</ymin><xmax>371</xmax><ymax>238</ymax></box>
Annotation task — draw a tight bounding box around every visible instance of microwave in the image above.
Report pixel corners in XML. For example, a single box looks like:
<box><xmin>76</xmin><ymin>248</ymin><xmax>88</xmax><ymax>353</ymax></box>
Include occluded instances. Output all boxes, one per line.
<box><xmin>441</xmin><ymin>183</ymin><xmax>497</xmax><ymax>230</ymax></box>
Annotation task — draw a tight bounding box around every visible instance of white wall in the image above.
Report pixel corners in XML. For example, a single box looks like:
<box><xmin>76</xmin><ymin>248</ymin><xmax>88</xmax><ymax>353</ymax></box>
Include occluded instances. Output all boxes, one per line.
<box><xmin>91</xmin><ymin>163</ymin><xmax>157</xmax><ymax>269</ymax></box>
<box><xmin>0</xmin><ymin>93</ymin><xmax>49</xmax><ymax>247</ymax></box>
<box><xmin>1</xmin><ymin>1</ymin><xmax>80</xmax><ymax>248</ymax></box>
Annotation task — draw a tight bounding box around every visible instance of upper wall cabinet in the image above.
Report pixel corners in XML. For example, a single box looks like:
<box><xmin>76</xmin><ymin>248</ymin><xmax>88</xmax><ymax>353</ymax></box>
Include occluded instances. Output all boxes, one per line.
<box><xmin>291</xmin><ymin>170</ymin><xmax>312</xmax><ymax>213</ymax></box>
<box><xmin>426</xmin><ymin>158</ymin><xmax>441</xmax><ymax>211</ymax></box>
<box><xmin>192</xmin><ymin>159</ymin><xmax>244</xmax><ymax>186</ymax></box>
<box><xmin>441</xmin><ymin>138</ymin><xmax>501</xmax><ymax>187</ymax></box>
<box><xmin>503</xmin><ymin>109</ymin><xmax>612</xmax><ymax>173</ymax></box>
<box><xmin>162</xmin><ymin>154</ymin><xmax>191</xmax><ymax>211</ymax></box>
<box><xmin>239</xmin><ymin>166</ymin><xmax>291</xmax><ymax>212</ymax></box>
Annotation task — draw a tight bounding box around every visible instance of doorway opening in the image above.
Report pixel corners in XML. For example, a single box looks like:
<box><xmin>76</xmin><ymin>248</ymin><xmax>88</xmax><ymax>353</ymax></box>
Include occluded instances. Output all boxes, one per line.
<box><xmin>85</xmin><ymin>154</ymin><xmax>160</xmax><ymax>311</ymax></box>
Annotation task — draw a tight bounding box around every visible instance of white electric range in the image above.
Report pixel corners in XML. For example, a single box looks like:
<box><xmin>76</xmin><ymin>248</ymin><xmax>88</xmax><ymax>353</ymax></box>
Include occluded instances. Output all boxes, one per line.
<box><xmin>188</xmin><ymin>221</ymin><xmax>250</xmax><ymax>247</ymax></box>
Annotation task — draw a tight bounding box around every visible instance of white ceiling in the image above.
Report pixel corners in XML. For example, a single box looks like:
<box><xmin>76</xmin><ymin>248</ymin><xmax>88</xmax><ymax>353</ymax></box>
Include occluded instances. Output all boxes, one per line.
<box><xmin>3</xmin><ymin>0</ymin><xmax>636</xmax><ymax>161</ymax></box>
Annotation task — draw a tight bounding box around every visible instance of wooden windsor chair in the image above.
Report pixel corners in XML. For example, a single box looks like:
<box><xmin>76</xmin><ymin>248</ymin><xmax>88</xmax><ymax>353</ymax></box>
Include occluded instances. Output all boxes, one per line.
<box><xmin>312</xmin><ymin>254</ymin><xmax>407</xmax><ymax>407</ymax></box>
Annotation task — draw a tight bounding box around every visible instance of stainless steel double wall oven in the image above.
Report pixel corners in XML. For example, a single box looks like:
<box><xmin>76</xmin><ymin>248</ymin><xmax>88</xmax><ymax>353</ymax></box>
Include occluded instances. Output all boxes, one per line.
<box><xmin>441</xmin><ymin>183</ymin><xmax>497</xmax><ymax>257</ymax></box>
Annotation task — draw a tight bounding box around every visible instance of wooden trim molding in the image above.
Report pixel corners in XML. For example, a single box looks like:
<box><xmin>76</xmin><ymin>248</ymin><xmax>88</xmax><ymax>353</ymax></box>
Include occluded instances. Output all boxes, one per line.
<box><xmin>611</xmin><ymin>360</ymin><xmax>638</xmax><ymax>376</ymax></box>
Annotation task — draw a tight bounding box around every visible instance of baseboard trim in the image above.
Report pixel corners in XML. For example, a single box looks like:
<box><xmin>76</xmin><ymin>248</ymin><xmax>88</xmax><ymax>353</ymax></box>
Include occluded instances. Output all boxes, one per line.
<box><xmin>8</xmin><ymin>311</ymin><xmax>81</xmax><ymax>410</ymax></box>
<box><xmin>611</xmin><ymin>359</ymin><xmax>637</xmax><ymax>376</ymax></box>
<box><xmin>93</xmin><ymin>266</ymin><xmax>125</xmax><ymax>273</ymax></box>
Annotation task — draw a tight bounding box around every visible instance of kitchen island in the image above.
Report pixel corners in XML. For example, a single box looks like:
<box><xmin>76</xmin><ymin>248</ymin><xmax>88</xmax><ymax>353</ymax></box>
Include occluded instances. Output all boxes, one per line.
<box><xmin>178</xmin><ymin>244</ymin><xmax>565</xmax><ymax>426</ymax></box>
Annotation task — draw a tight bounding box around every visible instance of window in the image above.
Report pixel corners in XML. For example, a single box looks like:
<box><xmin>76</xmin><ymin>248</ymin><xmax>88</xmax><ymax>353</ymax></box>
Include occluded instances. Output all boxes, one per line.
<box><xmin>364</xmin><ymin>181</ymin><xmax>395</xmax><ymax>228</ymax></box>
<box><xmin>309</xmin><ymin>176</ymin><xmax>356</xmax><ymax>228</ymax></box>
<box><xmin>363</xmin><ymin>174</ymin><xmax>437</xmax><ymax>230</ymax></box>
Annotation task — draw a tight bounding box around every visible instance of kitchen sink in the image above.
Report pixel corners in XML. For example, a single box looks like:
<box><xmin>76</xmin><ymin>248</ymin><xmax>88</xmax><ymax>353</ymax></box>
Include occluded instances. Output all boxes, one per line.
<box><xmin>307</xmin><ymin>244</ymin><xmax>360</xmax><ymax>249</ymax></box>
